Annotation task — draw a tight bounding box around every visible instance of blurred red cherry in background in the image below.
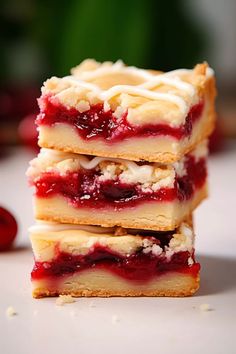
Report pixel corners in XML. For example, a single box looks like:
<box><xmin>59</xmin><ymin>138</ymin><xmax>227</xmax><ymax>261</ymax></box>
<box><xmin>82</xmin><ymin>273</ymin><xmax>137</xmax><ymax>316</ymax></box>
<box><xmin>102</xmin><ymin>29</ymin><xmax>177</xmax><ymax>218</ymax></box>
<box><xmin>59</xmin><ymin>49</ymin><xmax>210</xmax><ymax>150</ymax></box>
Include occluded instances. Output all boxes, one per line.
<box><xmin>18</xmin><ymin>113</ymin><xmax>39</xmax><ymax>151</ymax></box>
<box><xmin>0</xmin><ymin>86</ymin><xmax>39</xmax><ymax>121</ymax></box>
<box><xmin>0</xmin><ymin>207</ymin><xmax>18</xmax><ymax>251</ymax></box>
<box><xmin>0</xmin><ymin>86</ymin><xmax>39</xmax><ymax>150</ymax></box>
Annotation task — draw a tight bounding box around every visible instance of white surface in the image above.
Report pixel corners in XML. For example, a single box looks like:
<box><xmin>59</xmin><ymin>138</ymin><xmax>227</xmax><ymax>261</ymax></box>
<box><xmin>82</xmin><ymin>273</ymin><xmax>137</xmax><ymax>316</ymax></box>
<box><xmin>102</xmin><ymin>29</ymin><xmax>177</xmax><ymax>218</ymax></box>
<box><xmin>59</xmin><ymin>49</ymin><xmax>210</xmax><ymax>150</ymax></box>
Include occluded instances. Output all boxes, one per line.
<box><xmin>0</xmin><ymin>145</ymin><xmax>236</xmax><ymax>354</ymax></box>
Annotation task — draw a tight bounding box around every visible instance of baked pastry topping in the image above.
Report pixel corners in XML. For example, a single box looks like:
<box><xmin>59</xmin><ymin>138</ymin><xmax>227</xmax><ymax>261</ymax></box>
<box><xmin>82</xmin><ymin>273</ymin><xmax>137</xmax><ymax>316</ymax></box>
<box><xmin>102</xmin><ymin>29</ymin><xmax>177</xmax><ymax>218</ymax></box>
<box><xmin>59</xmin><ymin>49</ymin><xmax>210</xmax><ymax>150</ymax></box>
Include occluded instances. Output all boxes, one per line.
<box><xmin>36</xmin><ymin>59</ymin><xmax>216</xmax><ymax>163</ymax></box>
<box><xmin>30</xmin><ymin>220</ymin><xmax>200</xmax><ymax>297</ymax></box>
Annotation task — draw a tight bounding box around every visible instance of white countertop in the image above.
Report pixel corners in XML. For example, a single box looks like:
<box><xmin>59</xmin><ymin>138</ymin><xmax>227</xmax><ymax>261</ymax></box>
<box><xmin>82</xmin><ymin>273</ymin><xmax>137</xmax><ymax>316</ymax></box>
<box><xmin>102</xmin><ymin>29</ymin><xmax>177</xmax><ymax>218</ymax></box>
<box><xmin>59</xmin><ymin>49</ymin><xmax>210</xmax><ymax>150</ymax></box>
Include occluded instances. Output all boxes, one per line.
<box><xmin>0</xmin><ymin>143</ymin><xmax>236</xmax><ymax>354</ymax></box>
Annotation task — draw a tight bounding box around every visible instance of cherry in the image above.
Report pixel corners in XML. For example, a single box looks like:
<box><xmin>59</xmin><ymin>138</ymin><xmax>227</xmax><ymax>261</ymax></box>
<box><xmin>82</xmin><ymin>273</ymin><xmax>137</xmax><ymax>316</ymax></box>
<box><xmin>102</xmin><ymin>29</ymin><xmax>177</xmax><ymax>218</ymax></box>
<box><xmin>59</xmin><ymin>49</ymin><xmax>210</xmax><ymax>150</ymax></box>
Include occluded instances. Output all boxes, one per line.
<box><xmin>0</xmin><ymin>86</ymin><xmax>39</xmax><ymax>121</ymax></box>
<box><xmin>0</xmin><ymin>207</ymin><xmax>18</xmax><ymax>251</ymax></box>
<box><xmin>100</xmin><ymin>180</ymin><xmax>136</xmax><ymax>201</ymax></box>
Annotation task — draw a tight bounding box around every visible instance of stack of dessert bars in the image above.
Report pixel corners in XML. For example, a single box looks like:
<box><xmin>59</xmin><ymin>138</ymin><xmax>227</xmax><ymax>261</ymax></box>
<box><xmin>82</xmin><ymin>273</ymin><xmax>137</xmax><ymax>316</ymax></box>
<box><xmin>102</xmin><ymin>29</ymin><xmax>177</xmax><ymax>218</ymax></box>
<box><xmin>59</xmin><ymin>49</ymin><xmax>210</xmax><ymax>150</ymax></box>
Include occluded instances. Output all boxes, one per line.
<box><xmin>27</xmin><ymin>59</ymin><xmax>216</xmax><ymax>298</ymax></box>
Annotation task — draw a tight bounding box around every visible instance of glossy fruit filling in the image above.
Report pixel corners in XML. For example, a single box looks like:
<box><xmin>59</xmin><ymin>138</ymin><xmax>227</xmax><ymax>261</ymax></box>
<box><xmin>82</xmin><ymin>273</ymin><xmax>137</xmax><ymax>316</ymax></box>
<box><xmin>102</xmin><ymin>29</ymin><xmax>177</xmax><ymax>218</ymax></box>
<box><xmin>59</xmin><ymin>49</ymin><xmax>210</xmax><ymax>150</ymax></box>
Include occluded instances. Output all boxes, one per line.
<box><xmin>33</xmin><ymin>155</ymin><xmax>207</xmax><ymax>208</ymax></box>
<box><xmin>32</xmin><ymin>238</ymin><xmax>199</xmax><ymax>283</ymax></box>
<box><xmin>37</xmin><ymin>95</ymin><xmax>204</xmax><ymax>142</ymax></box>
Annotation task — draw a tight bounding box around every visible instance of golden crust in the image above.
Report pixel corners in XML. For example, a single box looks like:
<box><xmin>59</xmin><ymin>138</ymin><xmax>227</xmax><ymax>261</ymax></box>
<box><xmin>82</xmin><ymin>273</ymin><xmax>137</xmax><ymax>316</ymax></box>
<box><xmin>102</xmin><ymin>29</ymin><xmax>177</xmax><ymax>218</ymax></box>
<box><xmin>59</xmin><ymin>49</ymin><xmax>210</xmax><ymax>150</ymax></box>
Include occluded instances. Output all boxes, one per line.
<box><xmin>37</xmin><ymin>212</ymin><xmax>194</xmax><ymax>232</ymax></box>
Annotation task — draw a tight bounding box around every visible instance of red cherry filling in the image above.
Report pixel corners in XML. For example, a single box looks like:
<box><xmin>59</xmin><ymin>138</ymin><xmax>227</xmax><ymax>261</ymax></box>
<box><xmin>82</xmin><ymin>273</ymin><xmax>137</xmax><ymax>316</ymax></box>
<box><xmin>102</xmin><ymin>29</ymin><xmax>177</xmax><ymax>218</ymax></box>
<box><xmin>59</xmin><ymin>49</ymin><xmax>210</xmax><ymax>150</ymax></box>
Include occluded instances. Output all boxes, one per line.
<box><xmin>31</xmin><ymin>244</ymin><xmax>200</xmax><ymax>282</ymax></box>
<box><xmin>32</xmin><ymin>155</ymin><xmax>207</xmax><ymax>208</ymax></box>
<box><xmin>0</xmin><ymin>207</ymin><xmax>18</xmax><ymax>251</ymax></box>
<box><xmin>37</xmin><ymin>96</ymin><xmax>204</xmax><ymax>142</ymax></box>
<box><xmin>100</xmin><ymin>181</ymin><xmax>137</xmax><ymax>201</ymax></box>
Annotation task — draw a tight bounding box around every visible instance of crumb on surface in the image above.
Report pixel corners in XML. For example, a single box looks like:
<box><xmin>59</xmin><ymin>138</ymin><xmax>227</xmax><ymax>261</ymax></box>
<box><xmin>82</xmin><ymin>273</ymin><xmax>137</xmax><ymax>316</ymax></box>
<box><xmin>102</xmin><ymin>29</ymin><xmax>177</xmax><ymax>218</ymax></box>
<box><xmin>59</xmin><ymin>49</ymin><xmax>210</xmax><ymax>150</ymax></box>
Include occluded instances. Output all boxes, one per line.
<box><xmin>6</xmin><ymin>306</ymin><xmax>17</xmax><ymax>317</ymax></box>
<box><xmin>199</xmin><ymin>303</ymin><xmax>212</xmax><ymax>312</ymax></box>
<box><xmin>55</xmin><ymin>295</ymin><xmax>75</xmax><ymax>306</ymax></box>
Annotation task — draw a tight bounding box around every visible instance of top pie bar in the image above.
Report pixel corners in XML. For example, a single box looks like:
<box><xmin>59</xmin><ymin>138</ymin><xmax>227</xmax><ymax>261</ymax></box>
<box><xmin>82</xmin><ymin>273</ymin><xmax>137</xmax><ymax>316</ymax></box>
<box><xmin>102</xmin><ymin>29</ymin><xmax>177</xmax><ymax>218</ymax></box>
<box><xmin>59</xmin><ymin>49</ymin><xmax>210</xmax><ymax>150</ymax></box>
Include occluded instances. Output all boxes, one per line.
<box><xmin>37</xmin><ymin>59</ymin><xmax>216</xmax><ymax>163</ymax></box>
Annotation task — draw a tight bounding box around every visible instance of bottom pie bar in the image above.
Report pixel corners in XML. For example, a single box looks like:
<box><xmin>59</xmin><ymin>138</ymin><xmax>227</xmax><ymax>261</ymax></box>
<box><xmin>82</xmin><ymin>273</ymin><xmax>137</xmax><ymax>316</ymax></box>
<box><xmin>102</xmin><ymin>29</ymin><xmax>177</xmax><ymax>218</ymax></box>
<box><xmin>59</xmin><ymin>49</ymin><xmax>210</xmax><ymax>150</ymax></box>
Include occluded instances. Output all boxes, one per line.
<box><xmin>30</xmin><ymin>220</ymin><xmax>200</xmax><ymax>298</ymax></box>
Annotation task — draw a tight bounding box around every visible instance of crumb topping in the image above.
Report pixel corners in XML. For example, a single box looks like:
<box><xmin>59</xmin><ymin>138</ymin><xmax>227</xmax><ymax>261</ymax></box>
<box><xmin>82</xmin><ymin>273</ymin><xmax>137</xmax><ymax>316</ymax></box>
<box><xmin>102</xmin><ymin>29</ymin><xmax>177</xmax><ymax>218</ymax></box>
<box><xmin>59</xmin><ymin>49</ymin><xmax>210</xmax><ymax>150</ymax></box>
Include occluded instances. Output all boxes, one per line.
<box><xmin>41</xmin><ymin>59</ymin><xmax>213</xmax><ymax>127</ymax></box>
<box><xmin>30</xmin><ymin>221</ymin><xmax>194</xmax><ymax>261</ymax></box>
<box><xmin>28</xmin><ymin>147</ymin><xmax>205</xmax><ymax>192</ymax></box>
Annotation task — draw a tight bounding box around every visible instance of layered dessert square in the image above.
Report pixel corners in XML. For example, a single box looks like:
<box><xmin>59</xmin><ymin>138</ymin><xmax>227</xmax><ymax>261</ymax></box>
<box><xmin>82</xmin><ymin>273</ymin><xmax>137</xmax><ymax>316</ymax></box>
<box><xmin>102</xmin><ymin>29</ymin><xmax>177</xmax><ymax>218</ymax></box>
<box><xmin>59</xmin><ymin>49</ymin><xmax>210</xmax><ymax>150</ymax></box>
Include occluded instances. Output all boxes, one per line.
<box><xmin>27</xmin><ymin>141</ymin><xmax>208</xmax><ymax>231</ymax></box>
<box><xmin>36</xmin><ymin>59</ymin><xmax>216</xmax><ymax>163</ymax></box>
<box><xmin>30</xmin><ymin>219</ymin><xmax>200</xmax><ymax>298</ymax></box>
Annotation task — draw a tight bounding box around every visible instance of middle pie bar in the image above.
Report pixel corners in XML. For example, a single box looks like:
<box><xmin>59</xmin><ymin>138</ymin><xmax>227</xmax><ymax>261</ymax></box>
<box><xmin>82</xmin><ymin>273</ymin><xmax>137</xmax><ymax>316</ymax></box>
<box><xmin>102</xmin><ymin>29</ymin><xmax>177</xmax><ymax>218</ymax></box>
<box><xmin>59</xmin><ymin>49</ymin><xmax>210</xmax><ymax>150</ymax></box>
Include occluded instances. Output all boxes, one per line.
<box><xmin>27</xmin><ymin>140</ymin><xmax>208</xmax><ymax>231</ymax></box>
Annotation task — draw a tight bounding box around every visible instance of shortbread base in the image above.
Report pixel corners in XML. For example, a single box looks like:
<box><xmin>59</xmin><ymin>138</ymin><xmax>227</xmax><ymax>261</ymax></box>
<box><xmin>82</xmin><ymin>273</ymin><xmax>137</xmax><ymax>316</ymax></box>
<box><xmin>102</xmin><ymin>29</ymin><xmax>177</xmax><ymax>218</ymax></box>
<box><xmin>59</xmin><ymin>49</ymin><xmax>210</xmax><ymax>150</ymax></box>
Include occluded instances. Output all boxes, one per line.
<box><xmin>32</xmin><ymin>269</ymin><xmax>199</xmax><ymax>298</ymax></box>
<box><xmin>34</xmin><ymin>184</ymin><xmax>207</xmax><ymax>231</ymax></box>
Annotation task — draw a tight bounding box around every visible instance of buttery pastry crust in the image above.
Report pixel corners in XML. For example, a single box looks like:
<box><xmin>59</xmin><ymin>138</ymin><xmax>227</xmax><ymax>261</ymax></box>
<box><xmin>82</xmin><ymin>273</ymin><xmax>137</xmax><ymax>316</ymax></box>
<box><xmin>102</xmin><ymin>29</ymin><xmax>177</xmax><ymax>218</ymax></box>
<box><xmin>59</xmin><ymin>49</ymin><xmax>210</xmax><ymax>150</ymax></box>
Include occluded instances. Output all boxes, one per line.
<box><xmin>33</xmin><ymin>272</ymin><xmax>200</xmax><ymax>298</ymax></box>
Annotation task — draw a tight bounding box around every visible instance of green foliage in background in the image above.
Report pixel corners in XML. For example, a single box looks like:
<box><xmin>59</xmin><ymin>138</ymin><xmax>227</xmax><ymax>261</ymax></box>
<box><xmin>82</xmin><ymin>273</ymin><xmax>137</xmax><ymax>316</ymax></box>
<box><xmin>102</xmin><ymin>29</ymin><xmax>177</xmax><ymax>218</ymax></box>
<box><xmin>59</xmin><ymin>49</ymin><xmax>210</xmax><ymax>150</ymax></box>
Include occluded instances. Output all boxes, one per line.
<box><xmin>1</xmin><ymin>0</ymin><xmax>206</xmax><ymax>83</ymax></box>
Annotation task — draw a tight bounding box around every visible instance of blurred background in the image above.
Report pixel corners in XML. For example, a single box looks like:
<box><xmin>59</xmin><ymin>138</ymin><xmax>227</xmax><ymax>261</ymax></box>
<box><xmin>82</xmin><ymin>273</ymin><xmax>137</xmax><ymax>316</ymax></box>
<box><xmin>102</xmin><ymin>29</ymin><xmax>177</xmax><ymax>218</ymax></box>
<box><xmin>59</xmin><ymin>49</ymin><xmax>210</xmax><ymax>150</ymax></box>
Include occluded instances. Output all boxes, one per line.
<box><xmin>1</xmin><ymin>0</ymin><xmax>236</xmax><ymax>150</ymax></box>
<box><xmin>1</xmin><ymin>2</ymin><xmax>236</xmax><ymax>344</ymax></box>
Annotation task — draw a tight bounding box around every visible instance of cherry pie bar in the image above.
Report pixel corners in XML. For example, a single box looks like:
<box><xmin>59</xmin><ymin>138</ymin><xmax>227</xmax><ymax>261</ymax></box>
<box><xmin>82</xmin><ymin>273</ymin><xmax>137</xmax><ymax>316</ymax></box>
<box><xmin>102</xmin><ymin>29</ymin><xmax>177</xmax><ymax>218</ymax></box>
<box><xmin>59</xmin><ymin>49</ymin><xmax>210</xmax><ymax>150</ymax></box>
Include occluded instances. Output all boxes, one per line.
<box><xmin>27</xmin><ymin>141</ymin><xmax>208</xmax><ymax>231</ymax></box>
<box><xmin>30</xmin><ymin>219</ymin><xmax>199</xmax><ymax>298</ymax></box>
<box><xmin>28</xmin><ymin>59</ymin><xmax>216</xmax><ymax>298</ymax></box>
<box><xmin>36</xmin><ymin>59</ymin><xmax>216</xmax><ymax>163</ymax></box>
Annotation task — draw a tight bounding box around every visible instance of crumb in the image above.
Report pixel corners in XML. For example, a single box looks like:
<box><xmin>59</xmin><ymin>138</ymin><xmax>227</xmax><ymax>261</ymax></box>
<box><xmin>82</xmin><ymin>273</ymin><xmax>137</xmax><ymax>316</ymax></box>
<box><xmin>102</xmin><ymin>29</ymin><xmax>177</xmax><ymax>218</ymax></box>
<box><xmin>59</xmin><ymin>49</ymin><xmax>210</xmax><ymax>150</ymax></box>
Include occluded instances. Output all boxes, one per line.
<box><xmin>6</xmin><ymin>306</ymin><xmax>17</xmax><ymax>317</ymax></box>
<box><xmin>188</xmin><ymin>256</ymin><xmax>194</xmax><ymax>266</ymax></box>
<box><xmin>111</xmin><ymin>314</ymin><xmax>120</xmax><ymax>324</ymax></box>
<box><xmin>77</xmin><ymin>100</ymin><xmax>90</xmax><ymax>113</ymax></box>
<box><xmin>55</xmin><ymin>295</ymin><xmax>75</xmax><ymax>306</ymax></box>
<box><xmin>199</xmin><ymin>303</ymin><xmax>213</xmax><ymax>312</ymax></box>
